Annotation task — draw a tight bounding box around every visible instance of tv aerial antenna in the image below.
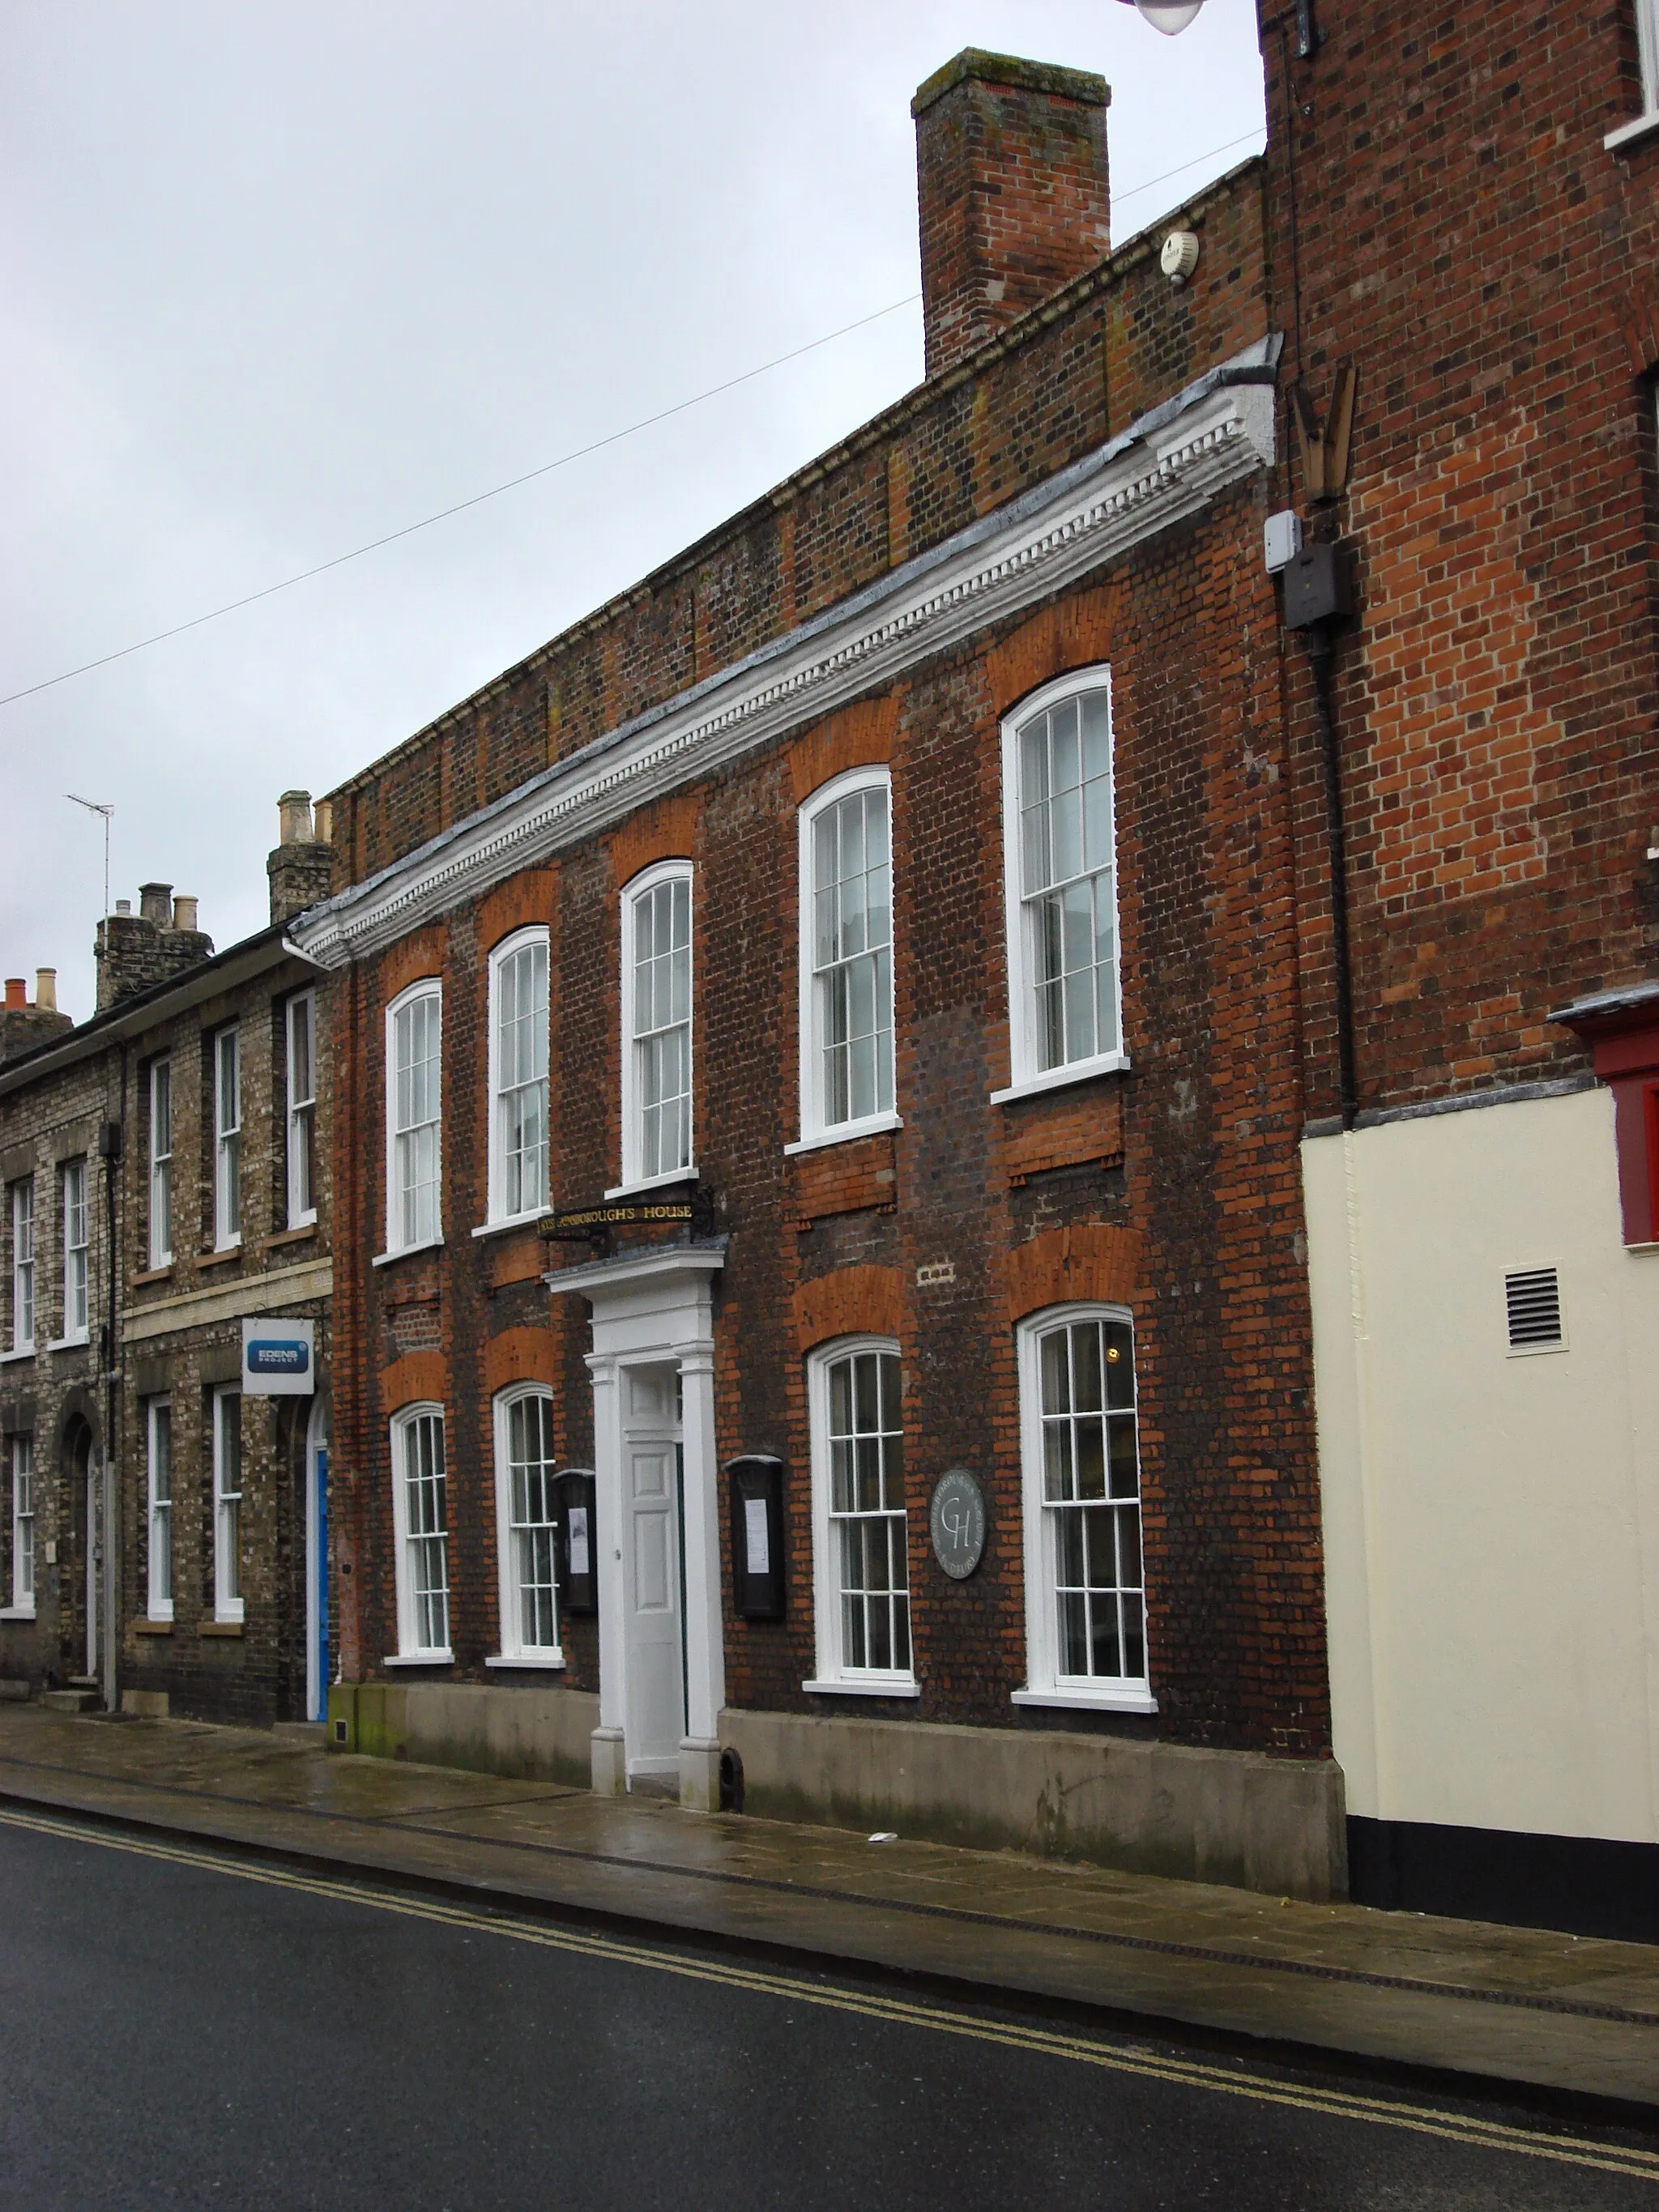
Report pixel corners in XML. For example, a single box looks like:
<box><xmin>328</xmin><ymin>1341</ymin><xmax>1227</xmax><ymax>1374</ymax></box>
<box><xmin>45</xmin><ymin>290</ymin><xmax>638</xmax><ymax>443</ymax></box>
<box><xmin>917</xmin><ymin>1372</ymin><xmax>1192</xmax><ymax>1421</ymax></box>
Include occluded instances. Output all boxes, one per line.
<box><xmin>66</xmin><ymin>793</ymin><xmax>115</xmax><ymax>919</ymax></box>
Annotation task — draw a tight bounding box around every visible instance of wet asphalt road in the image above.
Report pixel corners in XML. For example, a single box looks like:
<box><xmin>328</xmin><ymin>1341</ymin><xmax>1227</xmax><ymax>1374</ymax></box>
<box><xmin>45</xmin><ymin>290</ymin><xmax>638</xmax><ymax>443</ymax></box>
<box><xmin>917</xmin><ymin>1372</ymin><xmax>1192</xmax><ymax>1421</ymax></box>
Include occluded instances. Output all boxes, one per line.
<box><xmin>0</xmin><ymin>1811</ymin><xmax>1654</xmax><ymax>2211</ymax></box>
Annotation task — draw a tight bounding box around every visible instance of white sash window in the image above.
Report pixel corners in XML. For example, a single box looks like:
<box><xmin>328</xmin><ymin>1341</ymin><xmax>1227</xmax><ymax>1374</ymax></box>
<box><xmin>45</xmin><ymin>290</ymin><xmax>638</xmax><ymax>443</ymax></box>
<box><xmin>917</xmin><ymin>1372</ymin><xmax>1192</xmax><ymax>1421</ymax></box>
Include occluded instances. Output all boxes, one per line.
<box><xmin>488</xmin><ymin>931</ymin><xmax>549</xmax><ymax>1222</ymax></box>
<box><xmin>386</xmin><ymin>982</ymin><xmax>442</xmax><ymax>1253</ymax></box>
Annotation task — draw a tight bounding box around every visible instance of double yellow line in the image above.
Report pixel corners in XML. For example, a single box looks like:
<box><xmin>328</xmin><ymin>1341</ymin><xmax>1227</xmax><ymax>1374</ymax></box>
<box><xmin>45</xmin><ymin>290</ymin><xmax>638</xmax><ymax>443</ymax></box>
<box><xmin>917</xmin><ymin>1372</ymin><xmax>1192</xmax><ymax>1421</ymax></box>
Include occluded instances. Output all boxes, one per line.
<box><xmin>5</xmin><ymin>1805</ymin><xmax>1657</xmax><ymax>2185</ymax></box>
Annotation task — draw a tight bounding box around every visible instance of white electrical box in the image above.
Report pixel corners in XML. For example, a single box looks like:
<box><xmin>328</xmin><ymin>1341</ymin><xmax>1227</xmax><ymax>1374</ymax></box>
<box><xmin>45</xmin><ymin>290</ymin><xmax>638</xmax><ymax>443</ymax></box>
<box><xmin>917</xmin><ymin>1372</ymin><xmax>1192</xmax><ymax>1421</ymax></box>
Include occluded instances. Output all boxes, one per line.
<box><xmin>1265</xmin><ymin>510</ymin><xmax>1303</xmax><ymax>573</ymax></box>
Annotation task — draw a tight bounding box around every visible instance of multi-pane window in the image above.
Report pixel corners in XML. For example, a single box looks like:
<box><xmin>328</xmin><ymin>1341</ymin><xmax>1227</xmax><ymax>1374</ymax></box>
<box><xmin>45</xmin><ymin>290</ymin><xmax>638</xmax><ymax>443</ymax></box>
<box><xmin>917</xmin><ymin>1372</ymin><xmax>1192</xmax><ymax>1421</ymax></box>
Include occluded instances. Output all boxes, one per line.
<box><xmin>624</xmin><ymin>867</ymin><xmax>693</xmax><ymax>1185</ymax></box>
<box><xmin>490</xmin><ymin>932</ymin><xmax>549</xmax><ymax>1221</ymax></box>
<box><xmin>212</xmin><ymin>1387</ymin><xmax>243</xmax><ymax>1622</ymax></box>
<box><xmin>497</xmin><ymin>1388</ymin><xmax>558</xmax><ymax>1656</ymax></box>
<box><xmin>1003</xmin><ymin>676</ymin><xmax>1122</xmax><ymax>1088</ymax></box>
<box><xmin>147</xmin><ymin>1399</ymin><xmax>173</xmax><ymax>1621</ymax></box>
<box><xmin>801</xmin><ymin>774</ymin><xmax>894</xmax><ymax>1140</ymax></box>
<box><xmin>811</xmin><ymin>1341</ymin><xmax>911</xmax><ymax>1683</ymax></box>
<box><xmin>388</xmin><ymin>985</ymin><xmax>441</xmax><ymax>1251</ymax></box>
<box><xmin>1019</xmin><ymin>1308</ymin><xmax>1149</xmax><ymax>1703</ymax></box>
<box><xmin>10</xmin><ymin>1434</ymin><xmax>33</xmax><ymax>1613</ymax></box>
<box><xmin>287</xmin><ymin>993</ymin><xmax>317</xmax><ymax>1228</ymax></box>
<box><xmin>394</xmin><ymin>1406</ymin><xmax>450</xmax><ymax>1656</ymax></box>
<box><xmin>10</xmin><ymin>1181</ymin><xmax>33</xmax><ymax>1351</ymax></box>
<box><xmin>214</xmin><ymin>1026</ymin><xmax>241</xmax><ymax>1249</ymax></box>
<box><xmin>62</xmin><ymin>1158</ymin><xmax>88</xmax><ymax>1339</ymax></box>
<box><xmin>148</xmin><ymin>1060</ymin><xmax>173</xmax><ymax>1267</ymax></box>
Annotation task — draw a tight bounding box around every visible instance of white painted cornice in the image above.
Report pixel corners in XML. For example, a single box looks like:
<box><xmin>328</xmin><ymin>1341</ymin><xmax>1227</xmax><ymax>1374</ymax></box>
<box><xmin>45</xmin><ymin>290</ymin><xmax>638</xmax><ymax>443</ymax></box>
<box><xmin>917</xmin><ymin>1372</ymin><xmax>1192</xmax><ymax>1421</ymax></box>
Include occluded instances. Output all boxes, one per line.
<box><xmin>296</xmin><ymin>337</ymin><xmax>1281</xmax><ymax>968</ymax></box>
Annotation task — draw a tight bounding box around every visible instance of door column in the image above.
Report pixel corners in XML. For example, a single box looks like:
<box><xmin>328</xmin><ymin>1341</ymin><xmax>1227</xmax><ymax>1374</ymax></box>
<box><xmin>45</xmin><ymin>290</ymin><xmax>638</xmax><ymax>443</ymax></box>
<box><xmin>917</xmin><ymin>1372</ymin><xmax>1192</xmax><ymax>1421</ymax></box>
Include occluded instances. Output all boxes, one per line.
<box><xmin>677</xmin><ymin>1337</ymin><xmax>725</xmax><ymax>1810</ymax></box>
<box><xmin>585</xmin><ymin>1349</ymin><xmax>628</xmax><ymax>1796</ymax></box>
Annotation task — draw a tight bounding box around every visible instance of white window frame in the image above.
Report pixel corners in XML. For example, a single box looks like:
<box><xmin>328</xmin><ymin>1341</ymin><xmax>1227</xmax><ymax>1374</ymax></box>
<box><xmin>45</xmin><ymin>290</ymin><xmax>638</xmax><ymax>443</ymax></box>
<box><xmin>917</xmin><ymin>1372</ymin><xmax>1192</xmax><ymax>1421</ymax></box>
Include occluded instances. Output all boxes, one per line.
<box><xmin>10</xmin><ymin>1180</ymin><xmax>34</xmax><ymax>1353</ymax></box>
<box><xmin>147</xmin><ymin>1397</ymin><xmax>173</xmax><ymax>1622</ymax></box>
<box><xmin>485</xmin><ymin>928</ymin><xmax>550</xmax><ymax>1227</ymax></box>
<box><xmin>61</xmin><ymin>1157</ymin><xmax>89</xmax><ymax>1343</ymax></box>
<box><xmin>1607</xmin><ymin>0</ymin><xmax>1659</xmax><ymax>145</ymax></box>
<box><xmin>286</xmin><ymin>991</ymin><xmax>318</xmax><ymax>1230</ymax></box>
<box><xmin>1013</xmin><ymin>1302</ymin><xmax>1154</xmax><ymax>1715</ymax></box>
<box><xmin>613</xmin><ymin>860</ymin><xmax>695</xmax><ymax>1196</ymax></box>
<box><xmin>382</xmin><ymin>980</ymin><xmax>443</xmax><ymax>1259</ymax></box>
<box><xmin>993</xmin><ymin>668</ymin><xmax>1128</xmax><ymax>1105</ymax></box>
<box><xmin>390</xmin><ymin>1403</ymin><xmax>451</xmax><ymax>1660</ymax></box>
<box><xmin>213</xmin><ymin>1025</ymin><xmax>242</xmax><ymax>1251</ymax></box>
<box><xmin>489</xmin><ymin>1384</ymin><xmax>563</xmax><ymax>1666</ymax></box>
<box><xmin>148</xmin><ymin>1059</ymin><xmax>173</xmax><ymax>1267</ymax></box>
<box><xmin>4</xmin><ymin>1434</ymin><xmax>34</xmax><ymax>1617</ymax></box>
<box><xmin>803</xmin><ymin>1336</ymin><xmax>919</xmax><ymax>1697</ymax></box>
<box><xmin>789</xmin><ymin>768</ymin><xmax>902</xmax><ymax>1155</ymax></box>
<box><xmin>211</xmin><ymin>1385</ymin><xmax>243</xmax><ymax>1624</ymax></box>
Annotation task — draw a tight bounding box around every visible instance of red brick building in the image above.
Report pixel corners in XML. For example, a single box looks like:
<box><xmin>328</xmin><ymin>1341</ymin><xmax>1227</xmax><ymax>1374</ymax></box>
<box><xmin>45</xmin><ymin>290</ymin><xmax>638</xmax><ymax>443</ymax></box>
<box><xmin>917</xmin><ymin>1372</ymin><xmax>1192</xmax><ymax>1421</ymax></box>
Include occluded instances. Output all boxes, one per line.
<box><xmin>302</xmin><ymin>49</ymin><xmax>1346</xmax><ymax>1899</ymax></box>
<box><xmin>1269</xmin><ymin>0</ymin><xmax>1659</xmax><ymax>1938</ymax></box>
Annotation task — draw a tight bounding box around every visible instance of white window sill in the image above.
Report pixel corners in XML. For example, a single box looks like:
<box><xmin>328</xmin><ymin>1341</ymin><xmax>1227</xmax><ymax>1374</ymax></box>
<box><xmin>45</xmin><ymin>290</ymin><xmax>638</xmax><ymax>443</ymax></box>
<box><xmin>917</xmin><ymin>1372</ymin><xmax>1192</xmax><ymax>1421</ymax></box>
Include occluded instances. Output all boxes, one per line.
<box><xmin>990</xmin><ymin>1054</ymin><xmax>1131</xmax><ymax>1107</ymax></box>
<box><xmin>0</xmin><ymin>1345</ymin><xmax>36</xmax><ymax>1365</ymax></box>
<box><xmin>214</xmin><ymin>1609</ymin><xmax>245</xmax><ymax>1628</ymax></box>
<box><xmin>484</xmin><ymin>1651</ymin><xmax>566</xmax><ymax>1670</ymax></box>
<box><xmin>1013</xmin><ymin>1685</ymin><xmax>1158</xmax><ymax>1715</ymax></box>
<box><xmin>801</xmin><ymin>1675</ymin><xmax>922</xmax><ymax>1698</ymax></box>
<box><xmin>1606</xmin><ymin>108</ymin><xmax>1659</xmax><ymax>151</ymax></box>
<box><xmin>383</xmin><ymin>1651</ymin><xmax>454</xmax><ymax>1668</ymax></box>
<box><xmin>0</xmin><ymin>1605</ymin><xmax>36</xmax><ymax>1622</ymax></box>
<box><xmin>47</xmin><ymin>1333</ymin><xmax>91</xmax><ymax>1354</ymax></box>
<box><xmin>145</xmin><ymin>1612</ymin><xmax>175</xmax><ymax>1627</ymax></box>
<box><xmin>372</xmin><ymin>1236</ymin><xmax>446</xmax><ymax>1268</ymax></box>
<box><xmin>285</xmin><ymin>1211</ymin><xmax>318</xmax><ymax>1234</ymax></box>
<box><xmin>213</xmin><ymin>1238</ymin><xmax>243</xmax><ymax>1255</ymax></box>
<box><xmin>603</xmin><ymin>1169</ymin><xmax>697</xmax><ymax>1201</ymax></box>
<box><xmin>471</xmin><ymin>1212</ymin><xmax>548</xmax><ymax>1241</ymax></box>
<box><xmin>784</xmin><ymin>1113</ymin><xmax>903</xmax><ymax>1157</ymax></box>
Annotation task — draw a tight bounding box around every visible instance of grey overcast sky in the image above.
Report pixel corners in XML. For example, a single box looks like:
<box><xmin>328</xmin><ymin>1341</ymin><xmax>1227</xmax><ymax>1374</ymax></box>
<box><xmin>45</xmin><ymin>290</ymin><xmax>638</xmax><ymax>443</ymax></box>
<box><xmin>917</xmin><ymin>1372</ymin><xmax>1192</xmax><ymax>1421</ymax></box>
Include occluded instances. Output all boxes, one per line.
<box><xmin>1</xmin><ymin>2</ymin><xmax>1265</xmax><ymax>1020</ymax></box>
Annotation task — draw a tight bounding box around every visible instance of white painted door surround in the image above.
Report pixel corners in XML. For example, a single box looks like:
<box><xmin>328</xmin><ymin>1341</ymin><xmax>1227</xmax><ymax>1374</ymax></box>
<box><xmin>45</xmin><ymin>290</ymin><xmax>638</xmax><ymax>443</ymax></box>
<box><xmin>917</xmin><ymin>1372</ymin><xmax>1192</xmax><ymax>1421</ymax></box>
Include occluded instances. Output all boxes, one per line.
<box><xmin>544</xmin><ymin>1243</ymin><xmax>726</xmax><ymax>1809</ymax></box>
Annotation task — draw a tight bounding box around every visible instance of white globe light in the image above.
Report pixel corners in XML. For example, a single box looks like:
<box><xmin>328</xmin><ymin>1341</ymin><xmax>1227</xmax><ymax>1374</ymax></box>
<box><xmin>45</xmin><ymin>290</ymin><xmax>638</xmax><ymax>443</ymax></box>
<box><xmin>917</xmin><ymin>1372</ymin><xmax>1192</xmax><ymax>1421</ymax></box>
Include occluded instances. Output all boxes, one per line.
<box><xmin>1130</xmin><ymin>0</ymin><xmax>1206</xmax><ymax>32</ymax></box>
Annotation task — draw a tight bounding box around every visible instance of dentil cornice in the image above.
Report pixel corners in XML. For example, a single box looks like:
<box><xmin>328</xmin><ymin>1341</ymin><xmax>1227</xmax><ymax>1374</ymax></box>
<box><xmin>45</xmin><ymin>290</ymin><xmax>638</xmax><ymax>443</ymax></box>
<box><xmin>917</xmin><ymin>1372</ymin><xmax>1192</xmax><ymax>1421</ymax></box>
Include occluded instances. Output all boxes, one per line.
<box><xmin>296</xmin><ymin>335</ymin><xmax>1281</xmax><ymax>967</ymax></box>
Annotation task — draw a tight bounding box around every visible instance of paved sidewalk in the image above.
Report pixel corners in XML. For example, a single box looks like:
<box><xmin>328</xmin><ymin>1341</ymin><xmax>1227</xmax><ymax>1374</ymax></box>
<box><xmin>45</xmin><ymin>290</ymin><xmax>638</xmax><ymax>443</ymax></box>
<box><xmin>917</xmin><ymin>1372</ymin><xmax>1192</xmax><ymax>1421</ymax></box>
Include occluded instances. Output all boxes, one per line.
<box><xmin>2</xmin><ymin>1705</ymin><xmax>1655</xmax><ymax>2114</ymax></box>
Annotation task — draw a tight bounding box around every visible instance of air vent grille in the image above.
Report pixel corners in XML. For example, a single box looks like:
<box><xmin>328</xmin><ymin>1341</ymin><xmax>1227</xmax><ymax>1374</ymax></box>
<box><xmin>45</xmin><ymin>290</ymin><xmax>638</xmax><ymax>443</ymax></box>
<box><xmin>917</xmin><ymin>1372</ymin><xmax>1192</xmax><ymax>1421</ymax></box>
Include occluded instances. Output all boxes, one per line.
<box><xmin>1505</xmin><ymin>1267</ymin><xmax>1563</xmax><ymax>1350</ymax></box>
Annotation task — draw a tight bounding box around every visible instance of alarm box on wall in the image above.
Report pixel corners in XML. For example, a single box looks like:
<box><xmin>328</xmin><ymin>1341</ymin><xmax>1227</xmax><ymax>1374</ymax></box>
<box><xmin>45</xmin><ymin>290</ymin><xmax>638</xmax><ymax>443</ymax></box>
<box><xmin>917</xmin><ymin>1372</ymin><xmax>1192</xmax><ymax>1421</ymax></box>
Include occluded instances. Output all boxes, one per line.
<box><xmin>553</xmin><ymin>1468</ymin><xmax>598</xmax><ymax>1617</ymax></box>
<box><xmin>727</xmin><ymin>1455</ymin><xmax>786</xmax><ymax>1621</ymax></box>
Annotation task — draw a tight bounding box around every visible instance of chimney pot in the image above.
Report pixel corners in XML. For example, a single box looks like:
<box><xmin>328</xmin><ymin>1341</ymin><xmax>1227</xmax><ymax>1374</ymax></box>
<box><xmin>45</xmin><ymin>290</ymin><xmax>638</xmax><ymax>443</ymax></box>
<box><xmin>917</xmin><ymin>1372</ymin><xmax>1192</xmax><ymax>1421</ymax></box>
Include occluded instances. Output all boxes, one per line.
<box><xmin>279</xmin><ymin>790</ymin><xmax>314</xmax><ymax>846</ymax></box>
<box><xmin>139</xmin><ymin>881</ymin><xmax>173</xmax><ymax>928</ymax></box>
<box><xmin>172</xmin><ymin>895</ymin><xmax>199</xmax><ymax>934</ymax></box>
<box><xmin>3</xmin><ymin>978</ymin><xmax>25</xmax><ymax>1010</ymax></box>
<box><xmin>313</xmin><ymin>798</ymin><xmax>334</xmax><ymax>846</ymax></box>
<box><xmin>35</xmin><ymin>968</ymin><xmax>57</xmax><ymax>1012</ymax></box>
<box><xmin>911</xmin><ymin>49</ymin><xmax>1111</xmax><ymax>379</ymax></box>
<box><xmin>116</xmin><ymin>898</ymin><xmax>131</xmax><ymax>916</ymax></box>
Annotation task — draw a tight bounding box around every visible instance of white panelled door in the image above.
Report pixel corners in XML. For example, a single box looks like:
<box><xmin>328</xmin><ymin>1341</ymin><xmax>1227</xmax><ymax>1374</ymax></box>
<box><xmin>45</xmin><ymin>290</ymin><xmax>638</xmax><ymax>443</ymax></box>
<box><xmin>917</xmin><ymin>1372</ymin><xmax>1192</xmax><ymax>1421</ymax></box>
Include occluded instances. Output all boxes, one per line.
<box><xmin>621</xmin><ymin>1364</ymin><xmax>684</xmax><ymax>1780</ymax></box>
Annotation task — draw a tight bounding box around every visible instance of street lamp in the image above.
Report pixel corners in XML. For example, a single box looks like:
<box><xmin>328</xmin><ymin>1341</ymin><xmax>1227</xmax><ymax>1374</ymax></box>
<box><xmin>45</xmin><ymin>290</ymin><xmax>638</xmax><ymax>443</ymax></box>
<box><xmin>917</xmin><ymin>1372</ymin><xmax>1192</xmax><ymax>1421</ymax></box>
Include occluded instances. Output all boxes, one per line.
<box><xmin>1114</xmin><ymin>0</ymin><xmax>1206</xmax><ymax>33</ymax></box>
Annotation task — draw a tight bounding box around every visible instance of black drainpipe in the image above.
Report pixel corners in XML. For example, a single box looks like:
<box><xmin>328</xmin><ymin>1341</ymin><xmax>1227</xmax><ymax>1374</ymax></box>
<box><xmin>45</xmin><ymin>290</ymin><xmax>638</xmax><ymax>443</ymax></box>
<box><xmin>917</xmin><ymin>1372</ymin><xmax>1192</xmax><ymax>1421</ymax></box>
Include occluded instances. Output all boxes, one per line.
<box><xmin>1303</xmin><ymin>624</ymin><xmax>1358</xmax><ymax>1130</ymax></box>
<box><xmin>1281</xmin><ymin>539</ymin><xmax>1358</xmax><ymax>1129</ymax></box>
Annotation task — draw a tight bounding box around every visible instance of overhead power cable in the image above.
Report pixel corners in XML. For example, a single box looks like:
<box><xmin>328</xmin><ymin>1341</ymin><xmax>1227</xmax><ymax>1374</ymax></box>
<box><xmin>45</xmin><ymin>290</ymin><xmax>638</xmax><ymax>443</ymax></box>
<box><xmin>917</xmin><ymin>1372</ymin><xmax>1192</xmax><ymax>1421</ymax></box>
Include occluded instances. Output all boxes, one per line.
<box><xmin>1</xmin><ymin>123</ymin><xmax>1266</xmax><ymax>711</ymax></box>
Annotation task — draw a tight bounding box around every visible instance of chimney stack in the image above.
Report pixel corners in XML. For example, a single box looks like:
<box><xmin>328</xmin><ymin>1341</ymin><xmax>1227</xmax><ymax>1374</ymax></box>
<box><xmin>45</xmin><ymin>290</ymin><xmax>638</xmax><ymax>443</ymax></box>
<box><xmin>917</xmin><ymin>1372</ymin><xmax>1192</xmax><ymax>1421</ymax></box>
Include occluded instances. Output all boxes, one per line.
<box><xmin>96</xmin><ymin>885</ymin><xmax>213</xmax><ymax>1010</ymax></box>
<box><xmin>911</xmin><ymin>50</ymin><xmax>1111</xmax><ymax>381</ymax></box>
<box><xmin>0</xmin><ymin>967</ymin><xmax>72</xmax><ymax>1063</ymax></box>
<box><xmin>267</xmin><ymin>787</ymin><xmax>335</xmax><ymax>925</ymax></box>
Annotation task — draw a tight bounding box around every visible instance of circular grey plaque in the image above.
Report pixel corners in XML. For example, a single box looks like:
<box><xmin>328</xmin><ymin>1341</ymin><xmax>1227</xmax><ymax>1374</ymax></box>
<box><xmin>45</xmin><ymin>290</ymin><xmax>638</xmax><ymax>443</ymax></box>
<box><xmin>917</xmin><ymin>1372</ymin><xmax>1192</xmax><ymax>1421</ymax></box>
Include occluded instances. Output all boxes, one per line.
<box><xmin>929</xmin><ymin>1469</ymin><xmax>987</xmax><ymax>1580</ymax></box>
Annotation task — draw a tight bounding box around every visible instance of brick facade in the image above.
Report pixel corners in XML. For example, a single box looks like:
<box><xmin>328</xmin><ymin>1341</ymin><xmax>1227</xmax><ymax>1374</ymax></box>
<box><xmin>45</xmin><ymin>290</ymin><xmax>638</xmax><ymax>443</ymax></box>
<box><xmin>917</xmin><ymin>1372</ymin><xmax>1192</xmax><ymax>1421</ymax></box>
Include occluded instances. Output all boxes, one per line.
<box><xmin>0</xmin><ymin>806</ymin><xmax>335</xmax><ymax>1722</ymax></box>
<box><xmin>309</xmin><ymin>48</ymin><xmax>1335</xmax><ymax>1808</ymax></box>
<box><xmin>1256</xmin><ymin>0</ymin><xmax>1659</xmax><ymax>1118</ymax></box>
<box><xmin>0</xmin><ymin>1034</ymin><xmax>118</xmax><ymax>1694</ymax></box>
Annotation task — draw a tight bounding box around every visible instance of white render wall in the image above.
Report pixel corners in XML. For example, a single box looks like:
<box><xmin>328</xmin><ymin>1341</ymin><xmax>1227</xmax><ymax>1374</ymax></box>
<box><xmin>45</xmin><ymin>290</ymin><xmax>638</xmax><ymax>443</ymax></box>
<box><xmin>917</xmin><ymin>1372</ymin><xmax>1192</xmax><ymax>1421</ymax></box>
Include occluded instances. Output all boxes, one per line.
<box><xmin>1302</xmin><ymin>1085</ymin><xmax>1659</xmax><ymax>1845</ymax></box>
